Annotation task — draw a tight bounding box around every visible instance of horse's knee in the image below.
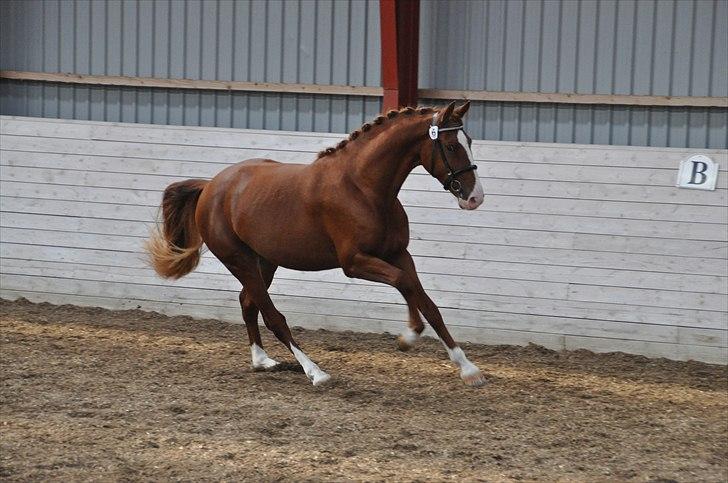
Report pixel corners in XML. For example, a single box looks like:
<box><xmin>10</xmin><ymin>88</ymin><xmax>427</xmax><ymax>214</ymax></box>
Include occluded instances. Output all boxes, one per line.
<box><xmin>240</xmin><ymin>292</ymin><xmax>258</xmax><ymax>321</ymax></box>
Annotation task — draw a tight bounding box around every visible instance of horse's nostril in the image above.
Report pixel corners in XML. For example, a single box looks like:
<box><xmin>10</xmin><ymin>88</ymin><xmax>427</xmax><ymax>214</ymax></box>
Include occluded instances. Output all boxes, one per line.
<box><xmin>468</xmin><ymin>195</ymin><xmax>483</xmax><ymax>209</ymax></box>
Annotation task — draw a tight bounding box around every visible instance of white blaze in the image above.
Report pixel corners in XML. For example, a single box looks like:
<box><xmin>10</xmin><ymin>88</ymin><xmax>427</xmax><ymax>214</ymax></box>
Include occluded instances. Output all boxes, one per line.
<box><xmin>457</xmin><ymin>131</ymin><xmax>484</xmax><ymax>206</ymax></box>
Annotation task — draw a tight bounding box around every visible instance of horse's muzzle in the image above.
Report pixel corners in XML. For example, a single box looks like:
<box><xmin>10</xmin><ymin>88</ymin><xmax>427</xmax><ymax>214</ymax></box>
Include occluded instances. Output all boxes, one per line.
<box><xmin>458</xmin><ymin>194</ymin><xmax>484</xmax><ymax>210</ymax></box>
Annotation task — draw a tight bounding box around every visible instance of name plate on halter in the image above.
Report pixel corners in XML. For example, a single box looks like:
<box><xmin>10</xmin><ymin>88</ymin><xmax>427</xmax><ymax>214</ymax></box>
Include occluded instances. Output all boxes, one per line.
<box><xmin>676</xmin><ymin>155</ymin><xmax>718</xmax><ymax>191</ymax></box>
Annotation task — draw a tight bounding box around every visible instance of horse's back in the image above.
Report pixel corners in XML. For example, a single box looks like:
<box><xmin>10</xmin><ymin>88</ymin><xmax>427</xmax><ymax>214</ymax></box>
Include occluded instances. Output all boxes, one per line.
<box><xmin>197</xmin><ymin>158</ymin><xmax>339</xmax><ymax>270</ymax></box>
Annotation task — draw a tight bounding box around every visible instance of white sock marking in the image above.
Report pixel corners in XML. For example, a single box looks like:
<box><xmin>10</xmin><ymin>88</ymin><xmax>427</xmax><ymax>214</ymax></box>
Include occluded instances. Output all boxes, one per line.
<box><xmin>250</xmin><ymin>343</ymin><xmax>279</xmax><ymax>370</ymax></box>
<box><xmin>400</xmin><ymin>327</ymin><xmax>420</xmax><ymax>346</ymax></box>
<box><xmin>291</xmin><ymin>345</ymin><xmax>330</xmax><ymax>386</ymax></box>
<box><xmin>446</xmin><ymin>345</ymin><xmax>481</xmax><ymax>378</ymax></box>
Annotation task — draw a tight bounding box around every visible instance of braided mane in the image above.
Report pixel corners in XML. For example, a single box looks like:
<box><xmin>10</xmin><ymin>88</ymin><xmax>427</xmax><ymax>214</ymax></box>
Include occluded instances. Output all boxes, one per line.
<box><xmin>316</xmin><ymin>106</ymin><xmax>440</xmax><ymax>159</ymax></box>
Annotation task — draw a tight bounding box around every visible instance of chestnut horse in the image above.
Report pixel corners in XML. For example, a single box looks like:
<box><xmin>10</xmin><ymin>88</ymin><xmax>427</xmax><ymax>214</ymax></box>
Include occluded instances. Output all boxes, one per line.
<box><xmin>147</xmin><ymin>101</ymin><xmax>487</xmax><ymax>387</ymax></box>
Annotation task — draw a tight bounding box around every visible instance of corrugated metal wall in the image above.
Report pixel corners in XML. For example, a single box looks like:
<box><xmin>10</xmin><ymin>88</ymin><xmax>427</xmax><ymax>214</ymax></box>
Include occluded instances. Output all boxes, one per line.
<box><xmin>419</xmin><ymin>0</ymin><xmax>728</xmax><ymax>148</ymax></box>
<box><xmin>1</xmin><ymin>0</ymin><xmax>726</xmax><ymax>147</ymax></box>
<box><xmin>0</xmin><ymin>0</ymin><xmax>383</xmax><ymax>133</ymax></box>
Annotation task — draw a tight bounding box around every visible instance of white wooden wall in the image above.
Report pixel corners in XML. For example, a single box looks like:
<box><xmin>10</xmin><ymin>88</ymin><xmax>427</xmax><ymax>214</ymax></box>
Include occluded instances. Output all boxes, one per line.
<box><xmin>1</xmin><ymin>116</ymin><xmax>726</xmax><ymax>364</ymax></box>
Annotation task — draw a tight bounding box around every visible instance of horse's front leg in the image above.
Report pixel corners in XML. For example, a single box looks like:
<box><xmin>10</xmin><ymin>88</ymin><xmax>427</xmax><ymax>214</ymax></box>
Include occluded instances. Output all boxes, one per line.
<box><xmin>340</xmin><ymin>250</ymin><xmax>486</xmax><ymax>388</ymax></box>
<box><xmin>389</xmin><ymin>250</ymin><xmax>487</xmax><ymax>388</ymax></box>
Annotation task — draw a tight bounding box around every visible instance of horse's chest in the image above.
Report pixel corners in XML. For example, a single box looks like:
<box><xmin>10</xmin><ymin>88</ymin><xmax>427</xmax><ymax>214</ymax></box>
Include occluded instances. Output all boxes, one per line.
<box><xmin>375</xmin><ymin>215</ymin><xmax>410</xmax><ymax>257</ymax></box>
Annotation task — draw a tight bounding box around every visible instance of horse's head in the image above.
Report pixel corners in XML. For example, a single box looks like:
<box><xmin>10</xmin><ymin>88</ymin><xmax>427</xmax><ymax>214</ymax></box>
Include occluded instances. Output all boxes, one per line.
<box><xmin>419</xmin><ymin>101</ymin><xmax>484</xmax><ymax>210</ymax></box>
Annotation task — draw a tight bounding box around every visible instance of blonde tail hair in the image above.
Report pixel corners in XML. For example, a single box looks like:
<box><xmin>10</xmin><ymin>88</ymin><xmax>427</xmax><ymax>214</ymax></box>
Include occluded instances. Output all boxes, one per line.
<box><xmin>145</xmin><ymin>179</ymin><xmax>208</xmax><ymax>279</ymax></box>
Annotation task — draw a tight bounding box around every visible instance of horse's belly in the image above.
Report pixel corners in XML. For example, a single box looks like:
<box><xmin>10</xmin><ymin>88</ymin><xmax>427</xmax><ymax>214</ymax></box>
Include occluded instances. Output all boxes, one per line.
<box><xmin>249</xmin><ymin>229</ymin><xmax>339</xmax><ymax>271</ymax></box>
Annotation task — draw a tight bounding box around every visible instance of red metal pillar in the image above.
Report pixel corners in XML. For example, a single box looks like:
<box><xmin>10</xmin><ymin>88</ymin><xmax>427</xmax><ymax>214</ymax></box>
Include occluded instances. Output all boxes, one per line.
<box><xmin>380</xmin><ymin>0</ymin><xmax>420</xmax><ymax>111</ymax></box>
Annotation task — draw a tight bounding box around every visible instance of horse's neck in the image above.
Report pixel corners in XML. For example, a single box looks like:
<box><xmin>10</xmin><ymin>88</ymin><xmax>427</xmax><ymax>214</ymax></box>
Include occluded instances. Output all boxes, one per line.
<box><xmin>350</xmin><ymin>119</ymin><xmax>425</xmax><ymax>202</ymax></box>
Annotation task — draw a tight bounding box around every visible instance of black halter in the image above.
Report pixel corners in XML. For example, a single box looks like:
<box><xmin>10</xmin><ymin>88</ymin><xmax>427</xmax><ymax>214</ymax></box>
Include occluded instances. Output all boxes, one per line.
<box><xmin>428</xmin><ymin>115</ymin><xmax>478</xmax><ymax>196</ymax></box>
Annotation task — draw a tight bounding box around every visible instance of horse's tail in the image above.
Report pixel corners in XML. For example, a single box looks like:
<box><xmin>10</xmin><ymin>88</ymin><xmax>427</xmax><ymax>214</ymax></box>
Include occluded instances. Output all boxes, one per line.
<box><xmin>146</xmin><ymin>179</ymin><xmax>208</xmax><ymax>279</ymax></box>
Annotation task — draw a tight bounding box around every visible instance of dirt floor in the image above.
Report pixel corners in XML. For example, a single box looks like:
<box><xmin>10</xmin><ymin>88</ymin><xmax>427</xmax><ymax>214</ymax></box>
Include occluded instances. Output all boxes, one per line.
<box><xmin>1</xmin><ymin>298</ymin><xmax>726</xmax><ymax>482</ymax></box>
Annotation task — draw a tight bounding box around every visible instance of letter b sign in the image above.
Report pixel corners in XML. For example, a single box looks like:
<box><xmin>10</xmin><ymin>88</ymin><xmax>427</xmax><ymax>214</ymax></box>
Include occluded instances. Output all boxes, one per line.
<box><xmin>676</xmin><ymin>155</ymin><xmax>718</xmax><ymax>191</ymax></box>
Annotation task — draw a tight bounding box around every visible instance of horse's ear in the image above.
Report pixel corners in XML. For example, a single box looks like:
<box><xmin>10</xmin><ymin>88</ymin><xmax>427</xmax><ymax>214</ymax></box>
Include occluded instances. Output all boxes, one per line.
<box><xmin>436</xmin><ymin>101</ymin><xmax>457</xmax><ymax>125</ymax></box>
<box><xmin>454</xmin><ymin>100</ymin><xmax>470</xmax><ymax>118</ymax></box>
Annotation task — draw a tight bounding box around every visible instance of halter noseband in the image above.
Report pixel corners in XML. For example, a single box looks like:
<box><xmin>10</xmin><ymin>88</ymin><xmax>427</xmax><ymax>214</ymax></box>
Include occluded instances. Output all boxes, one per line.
<box><xmin>428</xmin><ymin>114</ymin><xmax>478</xmax><ymax>196</ymax></box>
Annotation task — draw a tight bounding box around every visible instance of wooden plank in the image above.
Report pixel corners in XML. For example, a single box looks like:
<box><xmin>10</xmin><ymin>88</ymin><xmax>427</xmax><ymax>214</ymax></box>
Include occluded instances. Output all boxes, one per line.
<box><xmin>0</xmin><ymin>288</ymin><xmax>574</xmax><ymax>355</ymax></box>
<box><xmin>470</xmin><ymin>144</ymin><xmax>728</xmax><ymax>170</ymax></box>
<box><xmin>0</xmin><ymin>196</ymin><xmax>157</xmax><ymax>223</ymax></box>
<box><xmin>0</xmin><ymin>116</ymin><xmax>343</xmax><ymax>139</ymax></box>
<box><xmin>568</xmin><ymin>285</ymin><xmax>728</xmax><ymax>313</ymax></box>
<box><xmin>0</xmin><ymin>181</ymin><xmax>162</xmax><ymax>207</ymax></box>
<box><xmin>404</xmin><ymin>206</ymin><xmax>727</xmax><ymax>241</ymax></box>
<box><xmin>0</xmin><ymin>252</ymin><xmax>728</xmax><ymax>329</ymax></box>
<box><xmin>0</xmin><ymin>119</ymin><xmax>341</xmax><ymax>152</ymax></box>
<box><xmin>570</xmin><ymin>233</ymin><xmax>727</xmax><ymax>259</ymax></box>
<box><xmin>3</xmin><ymin>227</ymin><xmax>725</xmax><ymax>295</ymax></box>
<box><xmin>2</xmin><ymin>117</ymin><xmax>727</xmax><ymax>364</ymax></box>
<box><xmin>3</xmin><ymin>117</ymin><xmax>726</xmax><ymax>170</ymax></box>
<box><xmin>0</xmin><ymin>70</ymin><xmax>385</xmax><ymax>96</ymax></box>
<box><xmin>4</xmin><ymin>115</ymin><xmax>727</xmax><ymax>154</ymax></box>
<box><xmin>3</xmin><ymin>246</ymin><xmax>726</xmax><ymax>330</ymax></box>
<box><xmin>399</xmin><ymin>190</ymin><xmax>728</xmax><ymax>224</ymax></box>
<box><xmin>475</xmin><ymin>161</ymin><xmax>728</xmax><ymax>189</ymax></box>
<box><xmin>4</xmin><ymin>178</ymin><xmax>727</xmax><ymax>224</ymax></box>
<box><xmin>5</xmin><ymin>287</ymin><xmax>725</xmax><ymax>364</ymax></box>
<box><xmin>419</xmin><ymin>87</ymin><xmax>728</xmax><ymax>108</ymax></box>
<box><xmin>0</xmin><ymin>145</ymin><xmax>311</xmax><ymax>169</ymax></box>
<box><xmin>0</xmin><ymin>191</ymin><xmax>701</xmax><ymax>243</ymax></box>
<box><xmin>0</xmin><ymin>135</ymin><xmax>320</xmax><ymax>164</ymax></box>
<box><xmin>2</xmin><ymin>214</ymin><xmax>724</xmax><ymax>277</ymax></box>
<box><xmin>5</xmin><ymin>288</ymin><xmax>726</xmax><ymax>364</ymax></box>
<box><xmin>559</xmin><ymin>334</ymin><xmax>727</xmax><ymax>365</ymax></box>
<box><xmin>409</xmin><ymin>222</ymin><xmax>728</xmax><ymax>259</ymax></box>
<box><xmin>3</xmin><ymin>227</ymin><xmax>725</xmax><ymax>294</ymax></box>
<box><xmin>403</xmin><ymin>176</ymin><xmax>728</xmax><ymax>206</ymax></box>
<box><xmin>2</xmin><ymin>252</ymin><xmax>723</xmax><ymax>330</ymax></box>
<box><xmin>6</xmin><ymin>209</ymin><xmax>722</xmax><ymax>261</ymax></box>
<box><xmin>4</xmin><ymin>249</ymin><xmax>716</xmax><ymax>312</ymax></box>
<box><xmin>5</xmin><ymin>152</ymin><xmax>724</xmax><ymax>207</ymax></box>
<box><xmin>3</xmin><ymin>70</ymin><xmax>726</xmax><ymax>107</ymax></box>
<box><xmin>2</xmin><ymin>273</ymin><xmax>724</xmax><ymax>349</ymax></box>
<box><xmin>6</xmin><ymin>148</ymin><xmax>727</xmax><ymax>190</ymax></box>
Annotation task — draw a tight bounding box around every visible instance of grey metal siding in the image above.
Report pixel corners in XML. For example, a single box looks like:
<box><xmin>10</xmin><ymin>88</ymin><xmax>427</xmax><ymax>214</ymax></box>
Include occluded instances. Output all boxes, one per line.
<box><xmin>0</xmin><ymin>0</ymin><xmax>381</xmax><ymax>86</ymax></box>
<box><xmin>420</xmin><ymin>0</ymin><xmax>727</xmax><ymax>98</ymax></box>
<box><xmin>1</xmin><ymin>0</ymin><xmax>726</xmax><ymax>147</ymax></box>
<box><xmin>419</xmin><ymin>0</ymin><xmax>728</xmax><ymax>148</ymax></box>
<box><xmin>0</xmin><ymin>0</ymin><xmax>383</xmax><ymax>133</ymax></box>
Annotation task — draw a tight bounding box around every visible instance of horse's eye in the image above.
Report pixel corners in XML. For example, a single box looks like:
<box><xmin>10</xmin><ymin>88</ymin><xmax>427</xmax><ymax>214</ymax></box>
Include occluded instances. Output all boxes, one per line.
<box><xmin>446</xmin><ymin>144</ymin><xmax>455</xmax><ymax>152</ymax></box>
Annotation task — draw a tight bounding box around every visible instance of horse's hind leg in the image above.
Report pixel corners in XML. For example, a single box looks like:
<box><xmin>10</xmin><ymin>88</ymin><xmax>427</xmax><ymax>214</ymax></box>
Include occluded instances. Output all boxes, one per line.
<box><xmin>224</xmin><ymin>252</ymin><xmax>331</xmax><ymax>386</ymax></box>
<box><xmin>232</xmin><ymin>258</ymin><xmax>279</xmax><ymax>370</ymax></box>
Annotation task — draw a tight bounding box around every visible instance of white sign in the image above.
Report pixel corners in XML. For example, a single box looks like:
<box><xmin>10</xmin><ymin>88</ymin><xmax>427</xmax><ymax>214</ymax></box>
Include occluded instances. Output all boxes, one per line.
<box><xmin>676</xmin><ymin>155</ymin><xmax>718</xmax><ymax>191</ymax></box>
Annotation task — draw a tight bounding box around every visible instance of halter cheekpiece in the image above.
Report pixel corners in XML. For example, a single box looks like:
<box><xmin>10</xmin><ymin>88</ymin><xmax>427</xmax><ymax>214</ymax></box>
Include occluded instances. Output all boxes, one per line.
<box><xmin>429</xmin><ymin>114</ymin><xmax>478</xmax><ymax>196</ymax></box>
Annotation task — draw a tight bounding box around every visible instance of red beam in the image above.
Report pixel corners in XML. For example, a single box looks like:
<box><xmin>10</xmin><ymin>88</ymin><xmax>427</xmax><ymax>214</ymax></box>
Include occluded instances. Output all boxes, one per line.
<box><xmin>380</xmin><ymin>0</ymin><xmax>420</xmax><ymax>110</ymax></box>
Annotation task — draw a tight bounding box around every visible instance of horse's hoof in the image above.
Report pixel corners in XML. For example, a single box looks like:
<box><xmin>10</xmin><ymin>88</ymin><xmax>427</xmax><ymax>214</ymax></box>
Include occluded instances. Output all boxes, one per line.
<box><xmin>462</xmin><ymin>370</ymin><xmax>487</xmax><ymax>388</ymax></box>
<box><xmin>397</xmin><ymin>335</ymin><xmax>413</xmax><ymax>351</ymax></box>
<box><xmin>251</xmin><ymin>358</ymin><xmax>280</xmax><ymax>372</ymax></box>
<box><xmin>311</xmin><ymin>371</ymin><xmax>332</xmax><ymax>387</ymax></box>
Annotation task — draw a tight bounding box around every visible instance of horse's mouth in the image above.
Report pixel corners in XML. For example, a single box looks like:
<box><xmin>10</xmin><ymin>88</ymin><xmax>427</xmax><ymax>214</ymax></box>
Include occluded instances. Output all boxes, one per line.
<box><xmin>458</xmin><ymin>197</ymin><xmax>484</xmax><ymax>210</ymax></box>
